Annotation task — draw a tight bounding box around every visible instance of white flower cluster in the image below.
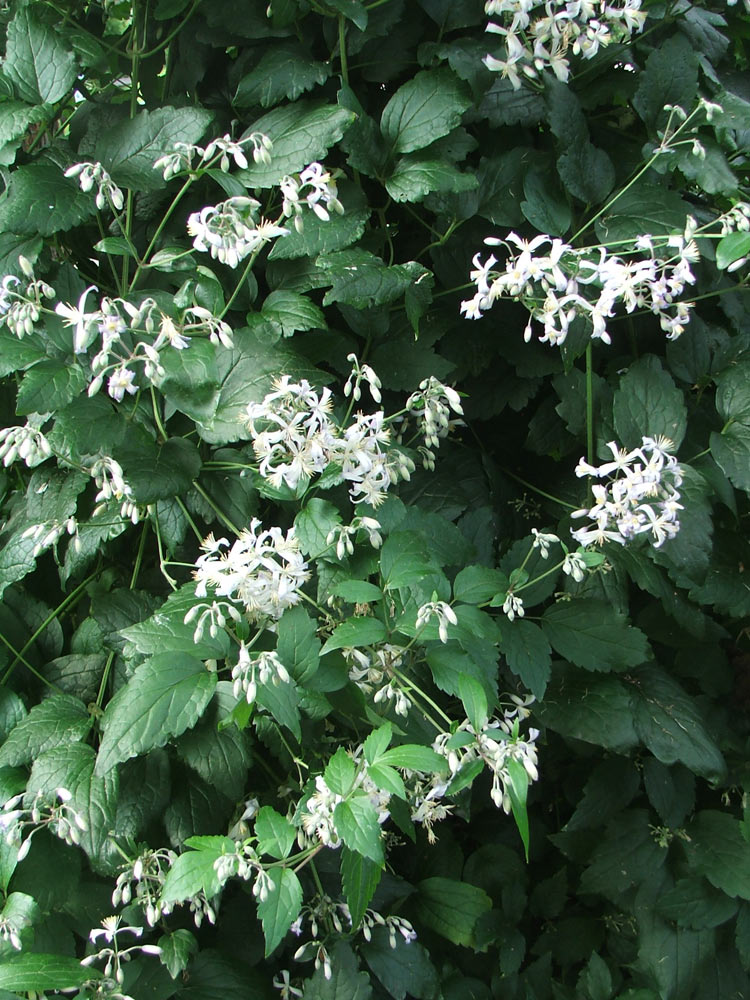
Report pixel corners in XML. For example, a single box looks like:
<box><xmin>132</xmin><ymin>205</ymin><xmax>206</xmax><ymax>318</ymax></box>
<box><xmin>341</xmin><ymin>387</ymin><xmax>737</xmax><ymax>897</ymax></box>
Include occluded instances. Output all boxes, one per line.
<box><xmin>187</xmin><ymin>196</ymin><xmax>290</xmax><ymax>269</ymax></box>
<box><xmin>0</xmin><ymin>257</ymin><xmax>55</xmax><ymax>339</ymax></box>
<box><xmin>326</xmin><ymin>515</ymin><xmax>383</xmax><ymax>559</ymax></box>
<box><xmin>89</xmin><ymin>456</ymin><xmax>141</xmax><ymax>528</ymax></box>
<box><xmin>189</xmin><ymin>521</ymin><xmax>310</xmax><ymax>628</ymax></box>
<box><xmin>231</xmin><ymin>646</ymin><xmax>292</xmax><ymax>704</ymax></box>
<box><xmin>65</xmin><ymin>161</ymin><xmax>125</xmax><ymax>211</ymax></box>
<box><xmin>54</xmin><ymin>288</ymin><xmax>232</xmax><ymax>402</ymax></box>
<box><xmin>0</xmin><ymin>787</ymin><xmax>87</xmax><ymax>861</ymax></box>
<box><xmin>280</xmin><ymin>162</ymin><xmax>344</xmax><ymax>233</ymax></box>
<box><xmin>461</xmin><ymin>228</ymin><xmax>699</xmax><ymax>345</ymax></box>
<box><xmin>112</xmin><ymin>847</ymin><xmax>178</xmax><ymax>927</ymax></box>
<box><xmin>153</xmin><ymin>131</ymin><xmax>273</xmax><ymax>180</ymax></box>
<box><xmin>81</xmin><ymin>915</ymin><xmax>162</xmax><ymax>988</ymax></box>
<box><xmin>0</xmin><ymin>420</ymin><xmax>52</xmax><ymax>468</ymax></box>
<box><xmin>246</xmin><ymin>376</ymin><xmax>413</xmax><ymax>507</ymax></box>
<box><xmin>359</xmin><ymin>909</ymin><xmax>417</xmax><ymax>947</ymax></box>
<box><xmin>405</xmin><ymin>378</ymin><xmax>464</xmax><ymax>470</ymax></box>
<box><xmin>415</xmin><ymin>600</ymin><xmax>458</xmax><ymax>643</ymax></box>
<box><xmin>483</xmin><ymin>0</ymin><xmax>647</xmax><ymax>89</ymax></box>
<box><xmin>299</xmin><ymin>775</ymin><xmax>342</xmax><ymax>848</ymax></box>
<box><xmin>345</xmin><ymin>644</ymin><xmax>413</xmax><ymax>717</ymax></box>
<box><xmin>571</xmin><ymin>436</ymin><xmax>683</xmax><ymax>547</ymax></box>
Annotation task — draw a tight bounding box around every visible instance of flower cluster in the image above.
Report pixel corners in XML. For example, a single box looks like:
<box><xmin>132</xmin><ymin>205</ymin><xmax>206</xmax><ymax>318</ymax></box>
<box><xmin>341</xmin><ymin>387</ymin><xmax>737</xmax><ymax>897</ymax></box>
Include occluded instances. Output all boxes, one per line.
<box><xmin>231</xmin><ymin>647</ymin><xmax>292</xmax><ymax>704</ymax></box>
<box><xmin>405</xmin><ymin>378</ymin><xmax>464</xmax><ymax>469</ymax></box>
<box><xmin>571</xmin><ymin>436</ymin><xmax>683</xmax><ymax>547</ymax></box>
<box><xmin>461</xmin><ymin>228</ymin><xmax>698</xmax><ymax>345</ymax></box>
<box><xmin>0</xmin><ymin>257</ymin><xmax>55</xmax><ymax>339</ymax></box>
<box><xmin>280</xmin><ymin>162</ymin><xmax>344</xmax><ymax>233</ymax></box>
<box><xmin>153</xmin><ymin>131</ymin><xmax>273</xmax><ymax>180</ymax></box>
<box><xmin>0</xmin><ymin>787</ymin><xmax>87</xmax><ymax>860</ymax></box>
<box><xmin>80</xmin><ymin>916</ymin><xmax>162</xmax><ymax>990</ymax></box>
<box><xmin>299</xmin><ymin>776</ymin><xmax>342</xmax><ymax>848</ymax></box>
<box><xmin>65</xmin><ymin>161</ymin><xmax>125</xmax><ymax>211</ymax></box>
<box><xmin>189</xmin><ymin>521</ymin><xmax>310</xmax><ymax>629</ymax></box>
<box><xmin>187</xmin><ymin>195</ymin><xmax>290</xmax><ymax>269</ymax></box>
<box><xmin>483</xmin><ymin>0</ymin><xmax>647</xmax><ymax>89</ymax></box>
<box><xmin>0</xmin><ymin>419</ymin><xmax>52</xmax><ymax>468</ymax></box>
<box><xmin>345</xmin><ymin>644</ymin><xmax>412</xmax><ymax>717</ymax></box>
<box><xmin>112</xmin><ymin>847</ymin><xmax>178</xmax><ymax>926</ymax></box>
<box><xmin>246</xmin><ymin>375</ymin><xmax>413</xmax><ymax>507</ymax></box>
<box><xmin>415</xmin><ymin>600</ymin><xmax>458</xmax><ymax>643</ymax></box>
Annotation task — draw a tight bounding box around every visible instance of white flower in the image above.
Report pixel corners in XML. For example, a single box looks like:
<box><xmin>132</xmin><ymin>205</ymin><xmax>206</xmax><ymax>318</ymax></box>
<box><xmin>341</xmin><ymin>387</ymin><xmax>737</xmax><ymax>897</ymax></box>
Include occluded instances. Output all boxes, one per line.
<box><xmin>415</xmin><ymin>601</ymin><xmax>457</xmax><ymax>643</ymax></box>
<box><xmin>107</xmin><ymin>367</ymin><xmax>138</xmax><ymax>402</ymax></box>
<box><xmin>55</xmin><ymin>285</ymin><xmax>99</xmax><ymax>353</ymax></box>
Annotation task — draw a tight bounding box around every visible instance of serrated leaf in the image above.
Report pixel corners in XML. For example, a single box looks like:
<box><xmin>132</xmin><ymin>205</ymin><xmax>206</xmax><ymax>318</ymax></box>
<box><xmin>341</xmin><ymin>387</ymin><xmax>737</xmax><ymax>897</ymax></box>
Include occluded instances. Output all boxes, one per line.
<box><xmin>685</xmin><ymin>811</ymin><xmax>750</xmax><ymax>900</ymax></box>
<box><xmin>381</xmin><ymin>68</ymin><xmax>472</xmax><ymax>154</ymax></box>
<box><xmin>318</xmin><ymin>250</ymin><xmax>426</xmax><ymax>310</ymax></box>
<box><xmin>414</xmin><ymin>877</ymin><xmax>491</xmax><ymax>947</ymax></box>
<box><xmin>158</xmin><ymin>929</ymin><xmax>198</xmax><ymax>979</ymax></box>
<box><xmin>499</xmin><ymin>619</ymin><xmax>551</xmax><ymax>701</ymax></box>
<box><xmin>363</xmin><ymin>723</ymin><xmax>392</xmax><ymax>765</ymax></box>
<box><xmin>160</xmin><ymin>845</ymin><xmax>226</xmax><ymax>905</ymax></box>
<box><xmin>632</xmin><ymin>35</ymin><xmax>699</xmax><ymax>128</ymax></box>
<box><xmin>541</xmin><ymin>599</ymin><xmax>650</xmax><ymax>672</ymax></box>
<box><xmin>255</xmin><ymin>806</ymin><xmax>296</xmax><ymax>859</ymax></box>
<box><xmin>94</xmin><ymin>106</ymin><xmax>213</xmax><ymax>190</ymax></box>
<box><xmin>333</xmin><ymin>580</ymin><xmax>383</xmax><ymax>604</ymax></box>
<box><xmin>334</xmin><ymin>795</ymin><xmax>384</xmax><ymax>863</ymax></box>
<box><xmin>716</xmin><ymin>232</ymin><xmax>750</xmax><ymax>270</ymax></box>
<box><xmin>320</xmin><ymin>617</ymin><xmax>387</xmax><ymax>655</ymax></box>
<box><xmin>121</xmin><ymin>584</ymin><xmax>231</xmax><ymax>661</ymax></box>
<box><xmin>16</xmin><ymin>359</ymin><xmax>87</xmax><ymax>415</ymax></box>
<box><xmin>260</xmin><ymin>290</ymin><xmax>325</xmax><ymax>336</ymax></box>
<box><xmin>258</xmin><ymin>868</ymin><xmax>303</xmax><ymax>956</ymax></box>
<box><xmin>175</xmin><ymin>685</ymin><xmax>252</xmax><ymax>800</ymax></box>
<box><xmin>303</xmin><ymin>940</ymin><xmax>372</xmax><ymax>1000</ymax></box>
<box><xmin>557</xmin><ymin>143</ymin><xmax>615</xmax><ymax>205</ymax></box>
<box><xmin>0</xmin><ymin>234</ymin><xmax>42</xmax><ymax>280</ymax></box>
<box><xmin>294</xmin><ymin>498</ymin><xmax>342</xmax><ymax>557</ymax></box>
<box><xmin>362</xmin><ymin>926</ymin><xmax>438</xmax><ymax>1000</ymax></box>
<box><xmin>268</xmin><ymin>181</ymin><xmax>369</xmax><ymax>260</ymax></box>
<box><xmin>711</xmin><ymin>422</ymin><xmax>750</xmax><ymax>492</ymax></box>
<box><xmin>238</xmin><ymin>102</ymin><xmax>355</xmax><ymax>187</ymax></box>
<box><xmin>4</xmin><ymin>8</ymin><xmax>77</xmax><ymax>105</ymax></box>
<box><xmin>458</xmin><ymin>673</ymin><xmax>488</xmax><ymax>732</ymax></box>
<box><xmin>234</xmin><ymin>41</ymin><xmax>329</xmax><ymax>107</ymax></box>
<box><xmin>366</xmin><ymin>763</ymin><xmax>405</xmax><ymax>798</ymax></box>
<box><xmin>379</xmin><ymin>745</ymin><xmax>447</xmax><ymax>773</ymax></box>
<box><xmin>0</xmin><ymin>102</ymin><xmax>46</xmax><ymax>148</ymax></box>
<box><xmin>341</xmin><ymin>847</ymin><xmax>382</xmax><ymax>928</ymax></box>
<box><xmin>0</xmin><ymin>694</ymin><xmax>90</xmax><ymax>767</ymax></box>
<box><xmin>632</xmin><ymin>666</ymin><xmax>726</xmax><ymax>780</ymax></box>
<box><xmin>594</xmin><ymin>183</ymin><xmax>689</xmax><ymax>244</ymax></box>
<box><xmin>385</xmin><ymin>156</ymin><xmax>477</xmax><ymax>203</ymax></box>
<box><xmin>25</xmin><ymin>744</ymin><xmax>118</xmax><ymax>868</ymax></box>
<box><xmin>324</xmin><ymin>747</ymin><xmax>356</xmax><ymax>796</ymax></box>
<box><xmin>96</xmin><ymin>653</ymin><xmax>217</xmax><ymax>774</ymax></box>
<box><xmin>0</xmin><ymin>954</ymin><xmax>97</xmax><ymax>993</ymax></box>
<box><xmin>580</xmin><ymin>810</ymin><xmax>667</xmax><ymax>898</ymax></box>
<box><xmin>612</xmin><ymin>355</ymin><xmax>687</xmax><ymax>450</ymax></box>
<box><xmin>117</xmin><ymin>437</ymin><xmax>202</xmax><ymax>504</ymax></box>
<box><xmin>453</xmin><ymin>565</ymin><xmax>508</xmax><ymax>604</ymax></box>
<box><xmin>537</xmin><ymin>663</ymin><xmax>638</xmax><ymax>752</ymax></box>
<box><xmin>277</xmin><ymin>605</ymin><xmax>321</xmax><ymax>684</ymax></box>
<box><xmin>0</xmin><ymin>164</ymin><xmax>95</xmax><ymax>236</ymax></box>
<box><xmin>656</xmin><ymin>877</ymin><xmax>738</xmax><ymax>929</ymax></box>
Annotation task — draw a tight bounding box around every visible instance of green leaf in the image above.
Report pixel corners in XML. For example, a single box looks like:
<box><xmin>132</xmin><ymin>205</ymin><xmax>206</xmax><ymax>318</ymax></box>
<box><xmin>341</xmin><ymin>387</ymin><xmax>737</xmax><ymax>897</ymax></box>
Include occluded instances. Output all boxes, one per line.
<box><xmin>521</xmin><ymin>166</ymin><xmax>572</xmax><ymax>236</ymax></box>
<box><xmin>320</xmin><ymin>617</ymin><xmax>387</xmax><ymax>655</ymax></box>
<box><xmin>96</xmin><ymin>653</ymin><xmax>217</xmax><ymax>774</ymax></box>
<box><xmin>499</xmin><ymin>619</ymin><xmax>552</xmax><ymax>700</ymax></box>
<box><xmin>716</xmin><ymin>232</ymin><xmax>750</xmax><ymax>270</ymax></box>
<box><xmin>277</xmin><ymin>605</ymin><xmax>321</xmax><ymax>684</ymax></box>
<box><xmin>260</xmin><ymin>290</ymin><xmax>325</xmax><ymax>336</ymax></box>
<box><xmin>122</xmin><ymin>584</ymin><xmax>231</xmax><ymax>661</ymax></box>
<box><xmin>319</xmin><ymin>250</ymin><xmax>427</xmax><ymax>310</ymax></box>
<box><xmin>414</xmin><ymin>877</ymin><xmax>492</xmax><ymax>947</ymax></box>
<box><xmin>303</xmin><ymin>941</ymin><xmax>372</xmax><ymax>1000</ymax></box>
<box><xmin>0</xmin><ymin>690</ymin><xmax>26</xmax><ymax>742</ymax></box>
<box><xmin>268</xmin><ymin>181</ymin><xmax>370</xmax><ymax>260</ymax></box>
<box><xmin>453</xmin><ymin>565</ymin><xmax>508</xmax><ymax>604</ymax></box>
<box><xmin>381</xmin><ymin>68</ymin><xmax>472</xmax><ymax>154</ymax></box>
<box><xmin>632</xmin><ymin>34</ymin><xmax>699</xmax><ymax>128</ymax></box>
<box><xmin>117</xmin><ymin>436</ymin><xmax>201</xmax><ymax>504</ymax></box>
<box><xmin>594</xmin><ymin>183</ymin><xmax>688</xmax><ymax>244</ymax></box>
<box><xmin>385</xmin><ymin>156</ymin><xmax>477</xmax><ymax>203</ymax></box>
<box><xmin>333</xmin><ymin>580</ymin><xmax>383</xmax><ymax>604</ymax></box>
<box><xmin>632</xmin><ymin>666</ymin><xmax>726</xmax><ymax>781</ymax></box>
<box><xmin>363</xmin><ymin>723</ymin><xmax>392</xmax><ymax>765</ymax></box>
<box><xmin>0</xmin><ymin>102</ymin><xmax>46</xmax><ymax>151</ymax></box>
<box><xmin>458</xmin><ymin>673</ymin><xmax>488</xmax><ymax>731</ymax></box>
<box><xmin>537</xmin><ymin>663</ymin><xmax>638</xmax><ymax>753</ymax></box>
<box><xmin>714</xmin><ymin>359</ymin><xmax>750</xmax><ymax>423</ymax></box>
<box><xmin>238</xmin><ymin>102</ymin><xmax>355</xmax><ymax>187</ymax></box>
<box><xmin>160</xmin><ymin>844</ymin><xmax>227</xmax><ymax>905</ymax></box>
<box><xmin>557</xmin><ymin>143</ymin><xmax>615</xmax><ymax>205</ymax></box>
<box><xmin>710</xmin><ymin>422</ymin><xmax>750</xmax><ymax>492</ymax></box>
<box><xmin>324</xmin><ymin>747</ymin><xmax>356</xmax><ymax>796</ymax></box>
<box><xmin>295</xmin><ymin>498</ymin><xmax>342</xmax><ymax>557</ymax></box>
<box><xmin>580</xmin><ymin>810</ymin><xmax>667</xmax><ymax>898</ymax></box>
<box><xmin>685</xmin><ymin>811</ymin><xmax>750</xmax><ymax>900</ymax></box>
<box><xmin>379</xmin><ymin>745</ymin><xmax>447</xmax><ymax>773</ymax></box>
<box><xmin>256</xmin><ymin>677</ymin><xmax>301</xmax><ymax>739</ymax></box>
<box><xmin>325</xmin><ymin>0</ymin><xmax>368</xmax><ymax>29</ymax></box>
<box><xmin>94</xmin><ymin>106</ymin><xmax>213</xmax><ymax>190</ymax></box>
<box><xmin>379</xmin><ymin>531</ymin><xmax>436</xmax><ymax>591</ymax></box>
<box><xmin>341</xmin><ymin>847</ymin><xmax>382</xmax><ymax>928</ymax></box>
<box><xmin>577</xmin><ymin>952</ymin><xmax>613</xmax><ymax>1000</ymax></box>
<box><xmin>4</xmin><ymin>8</ymin><xmax>77</xmax><ymax>105</ymax></box>
<box><xmin>362</xmin><ymin>926</ymin><xmax>438</xmax><ymax>1000</ymax></box>
<box><xmin>0</xmin><ymin>234</ymin><xmax>42</xmax><ymax>280</ymax></box>
<box><xmin>255</xmin><ymin>806</ymin><xmax>296</xmax><ymax>859</ymax></box>
<box><xmin>234</xmin><ymin>41</ymin><xmax>329</xmax><ymax>107</ymax></box>
<box><xmin>175</xmin><ymin>684</ymin><xmax>252</xmax><ymax>800</ymax></box>
<box><xmin>366</xmin><ymin>764</ymin><xmax>405</xmax><ymax>798</ymax></box>
<box><xmin>540</xmin><ymin>599</ymin><xmax>651</xmax><ymax>672</ymax></box>
<box><xmin>0</xmin><ymin>164</ymin><xmax>95</xmax><ymax>235</ymax></box>
<box><xmin>92</xmin><ymin>236</ymin><xmax>134</xmax><ymax>256</ymax></box>
<box><xmin>16</xmin><ymin>360</ymin><xmax>87</xmax><ymax>415</ymax></box>
<box><xmin>656</xmin><ymin>877</ymin><xmax>738</xmax><ymax>930</ymax></box>
<box><xmin>334</xmin><ymin>795</ymin><xmax>384</xmax><ymax>863</ymax></box>
<box><xmin>612</xmin><ymin>355</ymin><xmax>687</xmax><ymax>450</ymax></box>
<box><xmin>258</xmin><ymin>868</ymin><xmax>303</xmax><ymax>956</ymax></box>
<box><xmin>158</xmin><ymin>929</ymin><xmax>198</xmax><ymax>979</ymax></box>
<box><xmin>26</xmin><ymin>744</ymin><xmax>119</xmax><ymax>868</ymax></box>
<box><xmin>0</xmin><ymin>954</ymin><xmax>97</xmax><ymax>993</ymax></box>
<box><xmin>0</xmin><ymin>694</ymin><xmax>90</xmax><ymax>768</ymax></box>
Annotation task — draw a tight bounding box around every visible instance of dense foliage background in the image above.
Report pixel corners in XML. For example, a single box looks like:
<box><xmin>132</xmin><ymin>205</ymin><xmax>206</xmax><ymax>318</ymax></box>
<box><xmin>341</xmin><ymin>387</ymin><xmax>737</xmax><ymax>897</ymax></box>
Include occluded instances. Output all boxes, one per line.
<box><xmin>1</xmin><ymin>0</ymin><xmax>750</xmax><ymax>997</ymax></box>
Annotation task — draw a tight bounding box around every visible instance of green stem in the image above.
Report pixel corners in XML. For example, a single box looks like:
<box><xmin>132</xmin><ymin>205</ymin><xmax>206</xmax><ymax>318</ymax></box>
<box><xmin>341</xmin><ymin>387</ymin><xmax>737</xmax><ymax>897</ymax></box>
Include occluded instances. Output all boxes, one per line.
<box><xmin>95</xmin><ymin>651</ymin><xmax>116</xmax><ymax>710</ymax></box>
<box><xmin>391</xmin><ymin>667</ymin><xmax>452</xmax><ymax>727</ymax></box>
<box><xmin>515</xmin><ymin>558</ymin><xmax>565</xmax><ymax>595</ymax></box>
<box><xmin>585</xmin><ymin>342</ymin><xmax>594</xmax><ymax>466</ymax></box>
<box><xmin>0</xmin><ymin>632</ymin><xmax>61</xmax><ymax>691</ymax></box>
<box><xmin>129</xmin><ymin>174</ymin><xmax>195</xmax><ymax>291</ymax></box>
<box><xmin>191</xmin><ymin>481</ymin><xmax>242</xmax><ymax>535</ymax></box>
<box><xmin>150</xmin><ymin>387</ymin><xmax>168</xmax><ymax>442</ymax></box>
<box><xmin>153</xmin><ymin>514</ymin><xmax>179</xmax><ymax>590</ymax></box>
<box><xmin>497</xmin><ymin>467</ymin><xmax>577</xmax><ymax>510</ymax></box>
<box><xmin>130</xmin><ymin>521</ymin><xmax>149</xmax><ymax>589</ymax></box>
<box><xmin>175</xmin><ymin>496</ymin><xmax>203</xmax><ymax>541</ymax></box>
<box><xmin>338</xmin><ymin>14</ymin><xmax>349</xmax><ymax>84</ymax></box>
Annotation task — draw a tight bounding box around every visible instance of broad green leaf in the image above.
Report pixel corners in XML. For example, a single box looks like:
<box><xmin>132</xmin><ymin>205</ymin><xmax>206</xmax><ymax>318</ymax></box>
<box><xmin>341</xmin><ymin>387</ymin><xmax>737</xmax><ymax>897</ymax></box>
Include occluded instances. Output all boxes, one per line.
<box><xmin>121</xmin><ymin>584</ymin><xmax>231</xmax><ymax>661</ymax></box>
<box><xmin>594</xmin><ymin>183</ymin><xmax>689</xmax><ymax>244</ymax></box>
<box><xmin>479</xmin><ymin>77</ymin><xmax>545</xmax><ymax>127</ymax></box>
<box><xmin>0</xmin><ymin>694</ymin><xmax>90</xmax><ymax>768</ymax></box>
<box><xmin>363</xmin><ymin>723</ymin><xmax>392</xmax><ymax>765</ymax></box>
<box><xmin>157</xmin><ymin>338</ymin><xmax>220</xmax><ymax>423</ymax></box>
<box><xmin>94</xmin><ymin>106</ymin><xmax>213</xmax><ymax>190</ymax></box>
<box><xmin>16</xmin><ymin>360</ymin><xmax>87</xmax><ymax>416</ymax></box>
<box><xmin>506</xmin><ymin>757</ymin><xmax>530</xmax><ymax>860</ymax></box>
<box><xmin>499</xmin><ymin>619</ymin><xmax>551</xmax><ymax>700</ymax></box>
<box><xmin>385</xmin><ymin>156</ymin><xmax>477</xmax><ymax>203</ymax></box>
<box><xmin>333</xmin><ymin>580</ymin><xmax>383</xmax><ymax>604</ymax></box>
<box><xmin>320</xmin><ymin>617</ymin><xmax>387</xmax><ymax>655</ymax></box>
<box><xmin>716</xmin><ymin>232</ymin><xmax>750</xmax><ymax>270</ymax></box>
<box><xmin>26</xmin><ymin>744</ymin><xmax>118</xmax><ymax>868</ymax></box>
<box><xmin>458</xmin><ymin>673</ymin><xmax>488</xmax><ymax>731</ymax></box>
<box><xmin>234</xmin><ymin>41</ymin><xmax>329</xmax><ymax>107</ymax></box>
<box><xmin>557</xmin><ymin>143</ymin><xmax>615</xmax><ymax>205</ymax></box>
<box><xmin>453</xmin><ymin>565</ymin><xmax>508</xmax><ymax>604</ymax></box>
<box><xmin>632</xmin><ymin>666</ymin><xmax>726</xmax><ymax>781</ymax></box>
<box><xmin>676</xmin><ymin>140</ymin><xmax>737</xmax><ymax>197</ymax></box>
<box><xmin>366</xmin><ymin>764</ymin><xmax>405</xmax><ymax>798</ymax></box>
<box><xmin>319</xmin><ymin>250</ymin><xmax>428</xmax><ymax>310</ymax></box>
<box><xmin>612</xmin><ymin>355</ymin><xmax>687</xmax><ymax>450</ymax></box>
<box><xmin>0</xmin><ymin>891</ymin><xmax>38</xmax><ymax>951</ymax></box>
<box><xmin>379</xmin><ymin>531</ymin><xmax>436</xmax><ymax>591</ymax></box>
<box><xmin>277</xmin><ymin>605</ymin><xmax>321</xmax><ymax>684</ymax></box>
<box><xmin>381</xmin><ymin>69</ymin><xmax>472</xmax><ymax>154</ymax></box>
<box><xmin>256</xmin><ymin>676</ymin><xmax>301</xmax><ymax>739</ymax></box>
<box><xmin>0</xmin><ymin>102</ymin><xmax>46</xmax><ymax>151</ymax></box>
<box><xmin>362</xmin><ymin>926</ymin><xmax>439</xmax><ymax>1000</ymax></box>
<box><xmin>268</xmin><ymin>182</ymin><xmax>370</xmax><ymax>260</ymax></box>
<box><xmin>537</xmin><ymin>664</ymin><xmax>638</xmax><ymax>753</ymax></box>
<box><xmin>632</xmin><ymin>34</ymin><xmax>699</xmax><ymax>127</ymax></box>
<box><xmin>656</xmin><ymin>877</ymin><xmax>738</xmax><ymax>930</ymax></box>
<box><xmin>0</xmin><ymin>954</ymin><xmax>97</xmax><ymax>993</ymax></box>
<box><xmin>0</xmin><ymin>690</ymin><xmax>26</xmax><ymax>742</ymax></box>
<box><xmin>341</xmin><ymin>847</ymin><xmax>382</xmax><ymax>928</ymax></box>
<box><xmin>238</xmin><ymin>102</ymin><xmax>355</xmax><ymax>187</ymax></box>
<box><xmin>685</xmin><ymin>811</ymin><xmax>750</xmax><ymax>900</ymax></box>
<box><xmin>540</xmin><ymin>600</ymin><xmax>651</xmax><ymax>672</ymax></box>
<box><xmin>324</xmin><ymin>747</ymin><xmax>356</xmax><ymax>796</ymax></box>
<box><xmin>116</xmin><ymin>437</ymin><xmax>202</xmax><ymax>504</ymax></box>
<box><xmin>710</xmin><ymin>422</ymin><xmax>750</xmax><ymax>492</ymax></box>
<box><xmin>521</xmin><ymin>166</ymin><xmax>572</xmax><ymax>236</ymax></box>
<box><xmin>96</xmin><ymin>653</ymin><xmax>217</xmax><ymax>774</ymax></box>
<box><xmin>566</xmin><ymin>757</ymin><xmax>641</xmax><ymax>832</ymax></box>
<box><xmin>379</xmin><ymin>745</ymin><xmax>447</xmax><ymax>773</ymax></box>
<box><xmin>714</xmin><ymin>360</ymin><xmax>750</xmax><ymax>424</ymax></box>
<box><xmin>158</xmin><ymin>929</ymin><xmax>198</xmax><ymax>979</ymax></box>
<box><xmin>4</xmin><ymin>8</ymin><xmax>77</xmax><ymax>105</ymax></box>
<box><xmin>160</xmin><ymin>844</ymin><xmax>228</xmax><ymax>905</ymax></box>
<box><xmin>175</xmin><ymin>685</ymin><xmax>252</xmax><ymax>800</ymax></box>
<box><xmin>295</xmin><ymin>498</ymin><xmax>342</xmax><ymax>557</ymax></box>
<box><xmin>0</xmin><ymin>234</ymin><xmax>42</xmax><ymax>280</ymax></box>
<box><xmin>334</xmin><ymin>795</ymin><xmax>384</xmax><ymax>863</ymax></box>
<box><xmin>414</xmin><ymin>877</ymin><xmax>491</xmax><ymax>947</ymax></box>
<box><xmin>325</xmin><ymin>0</ymin><xmax>368</xmax><ymax>29</ymax></box>
<box><xmin>260</xmin><ymin>290</ymin><xmax>325</xmax><ymax>336</ymax></box>
<box><xmin>0</xmin><ymin>164</ymin><xmax>95</xmax><ymax>236</ymax></box>
<box><xmin>92</xmin><ymin>236</ymin><xmax>133</xmax><ymax>256</ymax></box>
<box><xmin>577</xmin><ymin>952</ymin><xmax>613</xmax><ymax>1000</ymax></box>
<box><xmin>303</xmin><ymin>940</ymin><xmax>372</xmax><ymax>1000</ymax></box>
<box><xmin>258</xmin><ymin>868</ymin><xmax>303</xmax><ymax>956</ymax></box>
<box><xmin>255</xmin><ymin>806</ymin><xmax>296</xmax><ymax>859</ymax></box>
<box><xmin>580</xmin><ymin>810</ymin><xmax>667</xmax><ymax>898</ymax></box>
